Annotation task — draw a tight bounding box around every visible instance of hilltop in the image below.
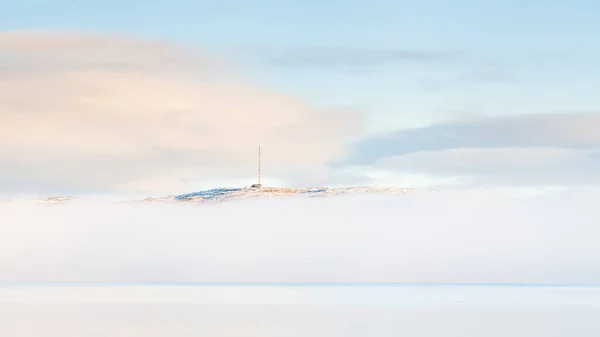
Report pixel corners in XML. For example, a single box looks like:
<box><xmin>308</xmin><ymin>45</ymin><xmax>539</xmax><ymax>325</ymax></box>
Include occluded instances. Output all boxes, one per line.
<box><xmin>3</xmin><ymin>186</ymin><xmax>431</xmax><ymax>204</ymax></box>
<box><xmin>143</xmin><ymin>186</ymin><xmax>420</xmax><ymax>203</ymax></box>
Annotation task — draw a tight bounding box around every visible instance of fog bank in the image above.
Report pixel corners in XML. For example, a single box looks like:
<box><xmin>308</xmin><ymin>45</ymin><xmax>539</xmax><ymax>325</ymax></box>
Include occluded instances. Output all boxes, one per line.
<box><xmin>2</xmin><ymin>188</ymin><xmax>599</xmax><ymax>283</ymax></box>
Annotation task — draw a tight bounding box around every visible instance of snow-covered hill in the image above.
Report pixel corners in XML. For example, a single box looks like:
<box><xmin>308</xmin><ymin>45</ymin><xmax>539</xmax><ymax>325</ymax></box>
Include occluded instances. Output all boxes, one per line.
<box><xmin>5</xmin><ymin>186</ymin><xmax>430</xmax><ymax>204</ymax></box>
<box><xmin>143</xmin><ymin>186</ymin><xmax>421</xmax><ymax>203</ymax></box>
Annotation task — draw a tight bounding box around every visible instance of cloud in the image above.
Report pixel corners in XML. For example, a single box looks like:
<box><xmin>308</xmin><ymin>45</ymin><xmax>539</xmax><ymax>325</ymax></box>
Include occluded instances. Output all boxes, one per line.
<box><xmin>272</xmin><ymin>165</ymin><xmax>374</xmax><ymax>188</ymax></box>
<box><xmin>339</xmin><ymin>113</ymin><xmax>600</xmax><ymax>188</ymax></box>
<box><xmin>0</xmin><ymin>30</ymin><xmax>364</xmax><ymax>195</ymax></box>
<box><xmin>374</xmin><ymin>147</ymin><xmax>600</xmax><ymax>187</ymax></box>
<box><xmin>267</xmin><ymin>47</ymin><xmax>459</xmax><ymax>69</ymax></box>
<box><xmin>345</xmin><ymin>113</ymin><xmax>600</xmax><ymax>165</ymax></box>
<box><xmin>2</xmin><ymin>189</ymin><xmax>600</xmax><ymax>284</ymax></box>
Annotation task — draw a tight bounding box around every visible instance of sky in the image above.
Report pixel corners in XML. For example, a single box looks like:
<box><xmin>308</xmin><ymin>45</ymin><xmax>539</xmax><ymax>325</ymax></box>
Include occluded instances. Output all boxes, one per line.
<box><xmin>1</xmin><ymin>0</ymin><xmax>599</xmax><ymax>197</ymax></box>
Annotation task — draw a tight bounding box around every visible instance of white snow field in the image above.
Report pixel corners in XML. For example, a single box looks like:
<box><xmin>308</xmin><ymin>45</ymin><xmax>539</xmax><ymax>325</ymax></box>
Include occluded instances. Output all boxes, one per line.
<box><xmin>1</xmin><ymin>284</ymin><xmax>600</xmax><ymax>337</ymax></box>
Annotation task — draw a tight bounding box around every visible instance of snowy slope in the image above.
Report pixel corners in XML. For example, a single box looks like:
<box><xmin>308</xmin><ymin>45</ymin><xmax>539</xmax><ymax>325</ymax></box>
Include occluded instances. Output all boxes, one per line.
<box><xmin>143</xmin><ymin>186</ymin><xmax>420</xmax><ymax>203</ymax></box>
<box><xmin>6</xmin><ymin>186</ymin><xmax>428</xmax><ymax>204</ymax></box>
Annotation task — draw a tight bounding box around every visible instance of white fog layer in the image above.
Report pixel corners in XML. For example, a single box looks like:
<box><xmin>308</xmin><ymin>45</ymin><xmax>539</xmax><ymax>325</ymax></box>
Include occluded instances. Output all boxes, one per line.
<box><xmin>2</xmin><ymin>188</ymin><xmax>599</xmax><ymax>283</ymax></box>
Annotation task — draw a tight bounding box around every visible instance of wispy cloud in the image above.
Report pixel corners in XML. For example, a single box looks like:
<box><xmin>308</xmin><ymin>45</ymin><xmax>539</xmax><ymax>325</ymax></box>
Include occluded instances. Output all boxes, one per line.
<box><xmin>0</xmin><ymin>31</ymin><xmax>364</xmax><ymax>195</ymax></box>
<box><xmin>345</xmin><ymin>113</ymin><xmax>600</xmax><ymax>165</ymax></box>
<box><xmin>337</xmin><ymin>112</ymin><xmax>600</xmax><ymax>188</ymax></box>
<box><xmin>267</xmin><ymin>47</ymin><xmax>460</xmax><ymax>68</ymax></box>
<box><xmin>374</xmin><ymin>147</ymin><xmax>600</xmax><ymax>187</ymax></box>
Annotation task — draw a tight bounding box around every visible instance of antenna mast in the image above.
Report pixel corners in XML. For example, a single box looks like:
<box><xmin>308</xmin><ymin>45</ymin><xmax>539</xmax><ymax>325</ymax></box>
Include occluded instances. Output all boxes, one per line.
<box><xmin>251</xmin><ymin>146</ymin><xmax>262</xmax><ymax>189</ymax></box>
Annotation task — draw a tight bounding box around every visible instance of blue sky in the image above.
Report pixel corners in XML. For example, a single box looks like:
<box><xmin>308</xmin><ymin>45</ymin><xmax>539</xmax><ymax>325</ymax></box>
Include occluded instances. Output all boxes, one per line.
<box><xmin>3</xmin><ymin>0</ymin><xmax>599</xmax><ymax>129</ymax></box>
<box><xmin>1</xmin><ymin>0</ymin><xmax>599</xmax><ymax>196</ymax></box>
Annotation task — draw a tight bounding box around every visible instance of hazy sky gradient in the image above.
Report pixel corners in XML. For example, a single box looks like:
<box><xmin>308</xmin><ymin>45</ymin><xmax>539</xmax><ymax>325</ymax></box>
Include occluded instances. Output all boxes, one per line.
<box><xmin>1</xmin><ymin>0</ymin><xmax>599</xmax><ymax>195</ymax></box>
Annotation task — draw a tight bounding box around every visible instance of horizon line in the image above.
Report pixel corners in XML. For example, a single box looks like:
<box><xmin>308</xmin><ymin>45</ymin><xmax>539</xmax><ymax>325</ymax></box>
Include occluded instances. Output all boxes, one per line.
<box><xmin>2</xmin><ymin>281</ymin><xmax>599</xmax><ymax>287</ymax></box>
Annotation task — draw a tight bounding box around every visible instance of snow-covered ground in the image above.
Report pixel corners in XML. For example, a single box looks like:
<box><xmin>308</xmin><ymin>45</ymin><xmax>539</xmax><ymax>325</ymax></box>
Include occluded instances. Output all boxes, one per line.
<box><xmin>8</xmin><ymin>186</ymin><xmax>427</xmax><ymax>204</ymax></box>
<box><xmin>145</xmin><ymin>186</ymin><xmax>422</xmax><ymax>203</ymax></box>
<box><xmin>3</xmin><ymin>285</ymin><xmax>600</xmax><ymax>337</ymax></box>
